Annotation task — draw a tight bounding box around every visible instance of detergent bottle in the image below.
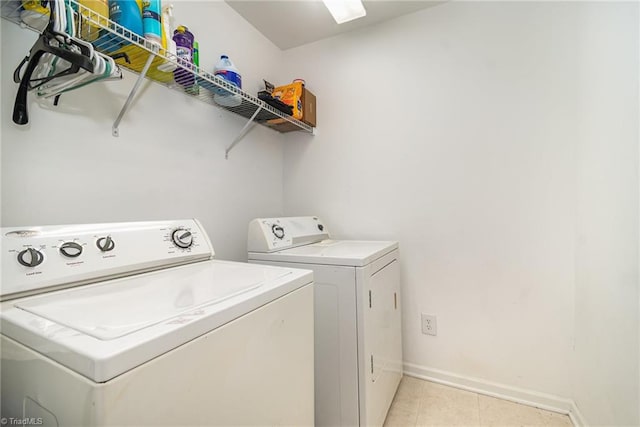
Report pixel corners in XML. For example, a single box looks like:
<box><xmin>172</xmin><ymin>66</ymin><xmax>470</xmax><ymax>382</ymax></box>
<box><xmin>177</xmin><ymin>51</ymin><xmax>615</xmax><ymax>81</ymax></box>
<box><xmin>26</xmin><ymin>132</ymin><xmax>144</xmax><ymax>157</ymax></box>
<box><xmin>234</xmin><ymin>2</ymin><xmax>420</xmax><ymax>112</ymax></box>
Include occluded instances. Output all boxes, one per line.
<box><xmin>172</xmin><ymin>25</ymin><xmax>195</xmax><ymax>87</ymax></box>
<box><xmin>78</xmin><ymin>0</ymin><xmax>109</xmax><ymax>41</ymax></box>
<box><xmin>98</xmin><ymin>0</ymin><xmax>142</xmax><ymax>52</ymax></box>
<box><xmin>109</xmin><ymin>0</ymin><xmax>143</xmax><ymax>37</ymax></box>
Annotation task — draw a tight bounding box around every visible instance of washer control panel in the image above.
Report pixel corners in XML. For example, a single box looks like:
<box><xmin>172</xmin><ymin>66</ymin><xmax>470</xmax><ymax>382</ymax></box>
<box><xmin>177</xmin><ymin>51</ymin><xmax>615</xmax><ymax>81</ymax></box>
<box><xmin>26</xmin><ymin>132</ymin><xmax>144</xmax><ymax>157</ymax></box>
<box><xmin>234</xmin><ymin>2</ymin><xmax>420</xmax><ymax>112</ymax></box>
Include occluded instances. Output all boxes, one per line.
<box><xmin>1</xmin><ymin>219</ymin><xmax>214</xmax><ymax>301</ymax></box>
<box><xmin>172</xmin><ymin>228</ymin><xmax>194</xmax><ymax>248</ymax></box>
<box><xmin>247</xmin><ymin>216</ymin><xmax>330</xmax><ymax>253</ymax></box>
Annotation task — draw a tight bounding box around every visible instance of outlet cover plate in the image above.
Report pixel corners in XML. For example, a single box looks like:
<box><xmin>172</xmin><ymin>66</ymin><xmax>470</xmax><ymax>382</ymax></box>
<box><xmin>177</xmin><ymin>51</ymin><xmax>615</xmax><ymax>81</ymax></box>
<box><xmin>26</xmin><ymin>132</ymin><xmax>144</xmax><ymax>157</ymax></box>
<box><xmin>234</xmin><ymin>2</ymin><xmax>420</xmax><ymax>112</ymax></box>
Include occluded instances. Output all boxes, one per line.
<box><xmin>421</xmin><ymin>313</ymin><xmax>437</xmax><ymax>336</ymax></box>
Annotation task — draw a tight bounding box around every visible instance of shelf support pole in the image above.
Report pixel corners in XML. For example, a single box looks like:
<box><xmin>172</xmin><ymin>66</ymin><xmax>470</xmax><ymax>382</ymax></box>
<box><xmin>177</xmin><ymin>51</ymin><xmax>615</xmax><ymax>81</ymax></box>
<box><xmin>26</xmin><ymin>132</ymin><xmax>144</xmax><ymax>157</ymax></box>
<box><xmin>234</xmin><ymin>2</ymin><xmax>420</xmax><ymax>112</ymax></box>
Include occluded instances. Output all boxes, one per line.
<box><xmin>225</xmin><ymin>106</ymin><xmax>262</xmax><ymax>159</ymax></box>
<box><xmin>112</xmin><ymin>52</ymin><xmax>156</xmax><ymax>137</ymax></box>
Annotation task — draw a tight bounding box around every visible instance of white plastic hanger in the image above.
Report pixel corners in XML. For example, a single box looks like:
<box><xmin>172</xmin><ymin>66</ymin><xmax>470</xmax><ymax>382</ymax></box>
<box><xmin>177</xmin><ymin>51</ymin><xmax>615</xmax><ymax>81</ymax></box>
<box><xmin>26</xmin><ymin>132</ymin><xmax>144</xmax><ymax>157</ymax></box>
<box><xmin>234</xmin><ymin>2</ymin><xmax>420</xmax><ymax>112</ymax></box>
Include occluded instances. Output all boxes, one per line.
<box><xmin>32</xmin><ymin>0</ymin><xmax>122</xmax><ymax>99</ymax></box>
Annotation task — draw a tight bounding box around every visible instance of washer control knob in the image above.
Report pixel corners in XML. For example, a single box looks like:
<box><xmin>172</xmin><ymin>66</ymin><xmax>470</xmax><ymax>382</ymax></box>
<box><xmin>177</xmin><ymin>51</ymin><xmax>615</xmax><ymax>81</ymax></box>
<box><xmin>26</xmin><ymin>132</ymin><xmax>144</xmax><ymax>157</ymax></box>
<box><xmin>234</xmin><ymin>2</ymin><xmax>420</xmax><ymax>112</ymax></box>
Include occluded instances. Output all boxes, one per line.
<box><xmin>17</xmin><ymin>247</ymin><xmax>44</xmax><ymax>267</ymax></box>
<box><xmin>318</xmin><ymin>224</ymin><xmax>324</xmax><ymax>231</ymax></box>
<box><xmin>172</xmin><ymin>229</ymin><xmax>193</xmax><ymax>248</ymax></box>
<box><xmin>272</xmin><ymin>224</ymin><xmax>285</xmax><ymax>239</ymax></box>
<box><xmin>96</xmin><ymin>236</ymin><xmax>115</xmax><ymax>252</ymax></box>
<box><xmin>60</xmin><ymin>242</ymin><xmax>83</xmax><ymax>258</ymax></box>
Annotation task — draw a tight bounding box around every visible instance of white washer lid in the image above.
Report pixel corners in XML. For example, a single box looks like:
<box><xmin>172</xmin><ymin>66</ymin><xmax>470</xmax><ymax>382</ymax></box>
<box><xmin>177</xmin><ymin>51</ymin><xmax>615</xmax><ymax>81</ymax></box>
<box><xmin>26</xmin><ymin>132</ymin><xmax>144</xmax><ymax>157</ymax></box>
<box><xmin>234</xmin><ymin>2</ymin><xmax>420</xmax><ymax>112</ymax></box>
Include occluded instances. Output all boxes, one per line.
<box><xmin>1</xmin><ymin>260</ymin><xmax>313</xmax><ymax>382</ymax></box>
<box><xmin>15</xmin><ymin>261</ymin><xmax>269</xmax><ymax>340</ymax></box>
<box><xmin>248</xmin><ymin>240</ymin><xmax>398</xmax><ymax>267</ymax></box>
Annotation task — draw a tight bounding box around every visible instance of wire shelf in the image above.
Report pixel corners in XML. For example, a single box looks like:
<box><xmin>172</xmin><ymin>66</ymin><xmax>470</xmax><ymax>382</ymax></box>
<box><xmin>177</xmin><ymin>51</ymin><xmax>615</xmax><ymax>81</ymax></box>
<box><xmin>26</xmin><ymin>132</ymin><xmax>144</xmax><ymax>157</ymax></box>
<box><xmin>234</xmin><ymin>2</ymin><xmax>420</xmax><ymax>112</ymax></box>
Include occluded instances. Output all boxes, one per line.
<box><xmin>1</xmin><ymin>0</ymin><xmax>313</xmax><ymax>135</ymax></box>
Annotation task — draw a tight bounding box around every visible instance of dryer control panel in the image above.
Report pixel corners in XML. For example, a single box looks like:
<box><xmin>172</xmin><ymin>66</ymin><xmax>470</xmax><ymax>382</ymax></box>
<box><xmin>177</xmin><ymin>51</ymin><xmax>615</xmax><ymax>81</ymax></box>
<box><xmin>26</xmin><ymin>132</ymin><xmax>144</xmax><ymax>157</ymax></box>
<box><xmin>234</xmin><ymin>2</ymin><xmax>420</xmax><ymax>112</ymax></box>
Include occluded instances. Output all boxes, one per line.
<box><xmin>1</xmin><ymin>219</ymin><xmax>214</xmax><ymax>301</ymax></box>
<box><xmin>247</xmin><ymin>217</ymin><xmax>330</xmax><ymax>253</ymax></box>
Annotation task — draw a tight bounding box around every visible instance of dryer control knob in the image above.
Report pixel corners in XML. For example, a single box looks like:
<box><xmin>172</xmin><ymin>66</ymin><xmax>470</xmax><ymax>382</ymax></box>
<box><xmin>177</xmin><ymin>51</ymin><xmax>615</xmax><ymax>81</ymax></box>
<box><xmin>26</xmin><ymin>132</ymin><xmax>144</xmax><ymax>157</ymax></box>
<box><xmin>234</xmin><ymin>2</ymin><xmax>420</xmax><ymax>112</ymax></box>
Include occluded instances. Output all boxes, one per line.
<box><xmin>172</xmin><ymin>229</ymin><xmax>193</xmax><ymax>248</ymax></box>
<box><xmin>96</xmin><ymin>236</ymin><xmax>115</xmax><ymax>252</ymax></box>
<box><xmin>17</xmin><ymin>247</ymin><xmax>44</xmax><ymax>267</ymax></box>
<box><xmin>272</xmin><ymin>224</ymin><xmax>285</xmax><ymax>239</ymax></box>
<box><xmin>60</xmin><ymin>241</ymin><xmax>83</xmax><ymax>258</ymax></box>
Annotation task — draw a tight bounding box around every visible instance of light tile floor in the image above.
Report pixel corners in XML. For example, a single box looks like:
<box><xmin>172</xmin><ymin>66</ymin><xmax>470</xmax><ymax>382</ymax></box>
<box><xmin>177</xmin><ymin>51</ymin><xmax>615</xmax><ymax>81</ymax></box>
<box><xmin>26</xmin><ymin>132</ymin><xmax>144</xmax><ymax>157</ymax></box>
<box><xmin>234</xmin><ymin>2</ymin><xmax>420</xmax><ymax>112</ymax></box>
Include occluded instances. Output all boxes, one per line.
<box><xmin>384</xmin><ymin>376</ymin><xmax>573</xmax><ymax>427</ymax></box>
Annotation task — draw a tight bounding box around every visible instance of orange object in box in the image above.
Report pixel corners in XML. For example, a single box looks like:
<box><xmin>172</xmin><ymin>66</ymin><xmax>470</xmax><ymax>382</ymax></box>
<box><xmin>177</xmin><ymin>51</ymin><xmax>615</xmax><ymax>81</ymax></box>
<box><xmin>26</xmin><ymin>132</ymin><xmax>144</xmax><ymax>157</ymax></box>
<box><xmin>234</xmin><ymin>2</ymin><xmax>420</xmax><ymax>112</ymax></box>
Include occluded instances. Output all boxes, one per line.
<box><xmin>272</xmin><ymin>81</ymin><xmax>303</xmax><ymax>120</ymax></box>
<box><xmin>267</xmin><ymin>86</ymin><xmax>316</xmax><ymax>132</ymax></box>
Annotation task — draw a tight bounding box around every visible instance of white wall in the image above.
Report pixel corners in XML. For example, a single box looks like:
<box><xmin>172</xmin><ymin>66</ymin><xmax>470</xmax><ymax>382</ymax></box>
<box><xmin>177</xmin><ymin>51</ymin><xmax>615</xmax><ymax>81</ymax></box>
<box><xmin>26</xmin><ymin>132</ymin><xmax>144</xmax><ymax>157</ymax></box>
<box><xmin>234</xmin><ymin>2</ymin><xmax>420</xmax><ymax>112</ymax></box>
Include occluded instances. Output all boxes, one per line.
<box><xmin>571</xmin><ymin>3</ymin><xmax>639</xmax><ymax>426</ymax></box>
<box><xmin>1</xmin><ymin>1</ymin><xmax>285</xmax><ymax>261</ymax></box>
<box><xmin>282</xmin><ymin>1</ymin><xmax>639</xmax><ymax>424</ymax></box>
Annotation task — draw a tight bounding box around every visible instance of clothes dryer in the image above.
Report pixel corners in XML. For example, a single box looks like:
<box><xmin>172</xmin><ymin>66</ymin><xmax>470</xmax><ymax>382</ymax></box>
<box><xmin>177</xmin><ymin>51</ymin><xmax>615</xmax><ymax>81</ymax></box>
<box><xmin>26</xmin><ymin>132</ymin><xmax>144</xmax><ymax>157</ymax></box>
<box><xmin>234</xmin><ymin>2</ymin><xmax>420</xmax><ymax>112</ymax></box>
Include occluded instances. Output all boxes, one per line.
<box><xmin>248</xmin><ymin>216</ymin><xmax>402</xmax><ymax>427</ymax></box>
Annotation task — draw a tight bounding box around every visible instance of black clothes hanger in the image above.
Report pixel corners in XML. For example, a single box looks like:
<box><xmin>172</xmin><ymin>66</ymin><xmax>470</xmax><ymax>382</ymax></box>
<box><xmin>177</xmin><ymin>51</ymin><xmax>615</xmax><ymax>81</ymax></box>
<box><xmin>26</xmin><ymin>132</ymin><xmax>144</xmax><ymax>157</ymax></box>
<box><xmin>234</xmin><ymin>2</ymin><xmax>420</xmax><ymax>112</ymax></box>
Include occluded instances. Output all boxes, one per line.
<box><xmin>12</xmin><ymin>0</ymin><xmax>95</xmax><ymax>125</ymax></box>
<box><xmin>12</xmin><ymin>33</ymin><xmax>95</xmax><ymax>86</ymax></box>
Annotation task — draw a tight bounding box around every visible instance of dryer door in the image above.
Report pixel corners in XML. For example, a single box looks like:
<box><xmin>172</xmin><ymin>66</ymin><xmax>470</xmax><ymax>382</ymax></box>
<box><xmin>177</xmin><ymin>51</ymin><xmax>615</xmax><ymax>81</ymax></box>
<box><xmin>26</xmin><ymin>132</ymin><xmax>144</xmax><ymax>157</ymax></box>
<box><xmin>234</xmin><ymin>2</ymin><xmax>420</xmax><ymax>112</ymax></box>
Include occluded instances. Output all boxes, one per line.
<box><xmin>360</xmin><ymin>256</ymin><xmax>403</xmax><ymax>427</ymax></box>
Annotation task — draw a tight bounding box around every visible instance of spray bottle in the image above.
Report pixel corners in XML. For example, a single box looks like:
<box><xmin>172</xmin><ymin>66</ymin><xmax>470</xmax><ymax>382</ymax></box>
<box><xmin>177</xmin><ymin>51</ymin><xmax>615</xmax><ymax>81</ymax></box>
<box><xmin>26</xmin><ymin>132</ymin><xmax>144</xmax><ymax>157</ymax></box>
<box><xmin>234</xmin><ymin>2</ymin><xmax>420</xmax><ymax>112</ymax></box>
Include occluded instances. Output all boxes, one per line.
<box><xmin>157</xmin><ymin>3</ymin><xmax>177</xmax><ymax>72</ymax></box>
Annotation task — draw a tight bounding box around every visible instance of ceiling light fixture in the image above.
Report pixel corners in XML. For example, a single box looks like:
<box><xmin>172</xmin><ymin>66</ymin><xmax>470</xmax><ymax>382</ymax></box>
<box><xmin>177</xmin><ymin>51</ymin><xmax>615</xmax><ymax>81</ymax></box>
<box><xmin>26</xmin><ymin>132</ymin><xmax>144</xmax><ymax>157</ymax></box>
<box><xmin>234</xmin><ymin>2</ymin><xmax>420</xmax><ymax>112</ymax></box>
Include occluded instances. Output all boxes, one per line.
<box><xmin>322</xmin><ymin>0</ymin><xmax>367</xmax><ymax>24</ymax></box>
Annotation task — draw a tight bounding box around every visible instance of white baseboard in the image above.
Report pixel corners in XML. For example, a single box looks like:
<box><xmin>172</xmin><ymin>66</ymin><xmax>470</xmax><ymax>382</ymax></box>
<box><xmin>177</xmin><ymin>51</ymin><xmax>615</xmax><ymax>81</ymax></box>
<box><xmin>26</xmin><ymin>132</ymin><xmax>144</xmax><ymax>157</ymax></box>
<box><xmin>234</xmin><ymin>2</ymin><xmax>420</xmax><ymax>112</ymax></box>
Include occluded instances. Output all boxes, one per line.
<box><xmin>404</xmin><ymin>362</ymin><xmax>584</xmax><ymax>425</ymax></box>
<box><xmin>568</xmin><ymin>401</ymin><xmax>588</xmax><ymax>427</ymax></box>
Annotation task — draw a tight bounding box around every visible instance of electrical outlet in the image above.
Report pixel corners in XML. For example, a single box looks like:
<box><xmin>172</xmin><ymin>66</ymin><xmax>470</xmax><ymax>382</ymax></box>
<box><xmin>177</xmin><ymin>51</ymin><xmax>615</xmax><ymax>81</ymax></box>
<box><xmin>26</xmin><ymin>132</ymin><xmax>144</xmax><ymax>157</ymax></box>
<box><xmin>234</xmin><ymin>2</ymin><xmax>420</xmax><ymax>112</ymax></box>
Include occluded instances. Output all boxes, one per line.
<box><xmin>421</xmin><ymin>314</ymin><xmax>437</xmax><ymax>336</ymax></box>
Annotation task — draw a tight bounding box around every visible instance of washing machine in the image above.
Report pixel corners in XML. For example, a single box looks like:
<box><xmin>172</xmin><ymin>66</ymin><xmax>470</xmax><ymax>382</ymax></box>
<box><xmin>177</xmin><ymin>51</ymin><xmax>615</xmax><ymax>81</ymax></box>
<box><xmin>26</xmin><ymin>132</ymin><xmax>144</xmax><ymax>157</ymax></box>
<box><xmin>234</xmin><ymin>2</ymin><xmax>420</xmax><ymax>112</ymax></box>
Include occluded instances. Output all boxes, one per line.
<box><xmin>247</xmin><ymin>216</ymin><xmax>402</xmax><ymax>427</ymax></box>
<box><xmin>1</xmin><ymin>219</ymin><xmax>314</xmax><ymax>427</ymax></box>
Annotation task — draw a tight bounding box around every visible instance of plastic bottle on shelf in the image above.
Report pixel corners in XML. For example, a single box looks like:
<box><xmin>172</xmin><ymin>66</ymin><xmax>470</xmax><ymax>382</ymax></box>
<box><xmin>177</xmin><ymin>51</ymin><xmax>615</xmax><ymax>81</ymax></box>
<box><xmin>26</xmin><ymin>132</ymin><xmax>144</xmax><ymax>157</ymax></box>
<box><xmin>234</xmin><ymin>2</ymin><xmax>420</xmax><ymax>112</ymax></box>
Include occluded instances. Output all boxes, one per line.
<box><xmin>172</xmin><ymin>25</ymin><xmax>195</xmax><ymax>88</ymax></box>
<box><xmin>214</xmin><ymin>55</ymin><xmax>242</xmax><ymax>89</ymax></box>
<box><xmin>157</xmin><ymin>3</ymin><xmax>177</xmax><ymax>72</ymax></box>
<box><xmin>213</xmin><ymin>55</ymin><xmax>242</xmax><ymax>107</ymax></box>
<box><xmin>78</xmin><ymin>0</ymin><xmax>109</xmax><ymax>41</ymax></box>
<box><xmin>185</xmin><ymin>41</ymin><xmax>200</xmax><ymax>95</ymax></box>
<box><xmin>142</xmin><ymin>0</ymin><xmax>162</xmax><ymax>45</ymax></box>
<box><xmin>108</xmin><ymin>0</ymin><xmax>143</xmax><ymax>37</ymax></box>
<box><xmin>99</xmin><ymin>0</ymin><xmax>143</xmax><ymax>52</ymax></box>
<box><xmin>192</xmin><ymin>41</ymin><xmax>199</xmax><ymax>71</ymax></box>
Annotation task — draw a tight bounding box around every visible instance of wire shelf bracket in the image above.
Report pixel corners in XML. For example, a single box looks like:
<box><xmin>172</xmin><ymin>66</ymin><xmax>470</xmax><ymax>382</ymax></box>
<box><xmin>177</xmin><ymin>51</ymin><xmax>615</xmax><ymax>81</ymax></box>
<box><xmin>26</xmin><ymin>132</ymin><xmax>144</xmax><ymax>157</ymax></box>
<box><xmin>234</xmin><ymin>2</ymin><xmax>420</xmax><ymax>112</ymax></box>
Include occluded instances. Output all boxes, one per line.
<box><xmin>112</xmin><ymin>49</ymin><xmax>157</xmax><ymax>137</ymax></box>
<box><xmin>225</xmin><ymin>106</ymin><xmax>262</xmax><ymax>159</ymax></box>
